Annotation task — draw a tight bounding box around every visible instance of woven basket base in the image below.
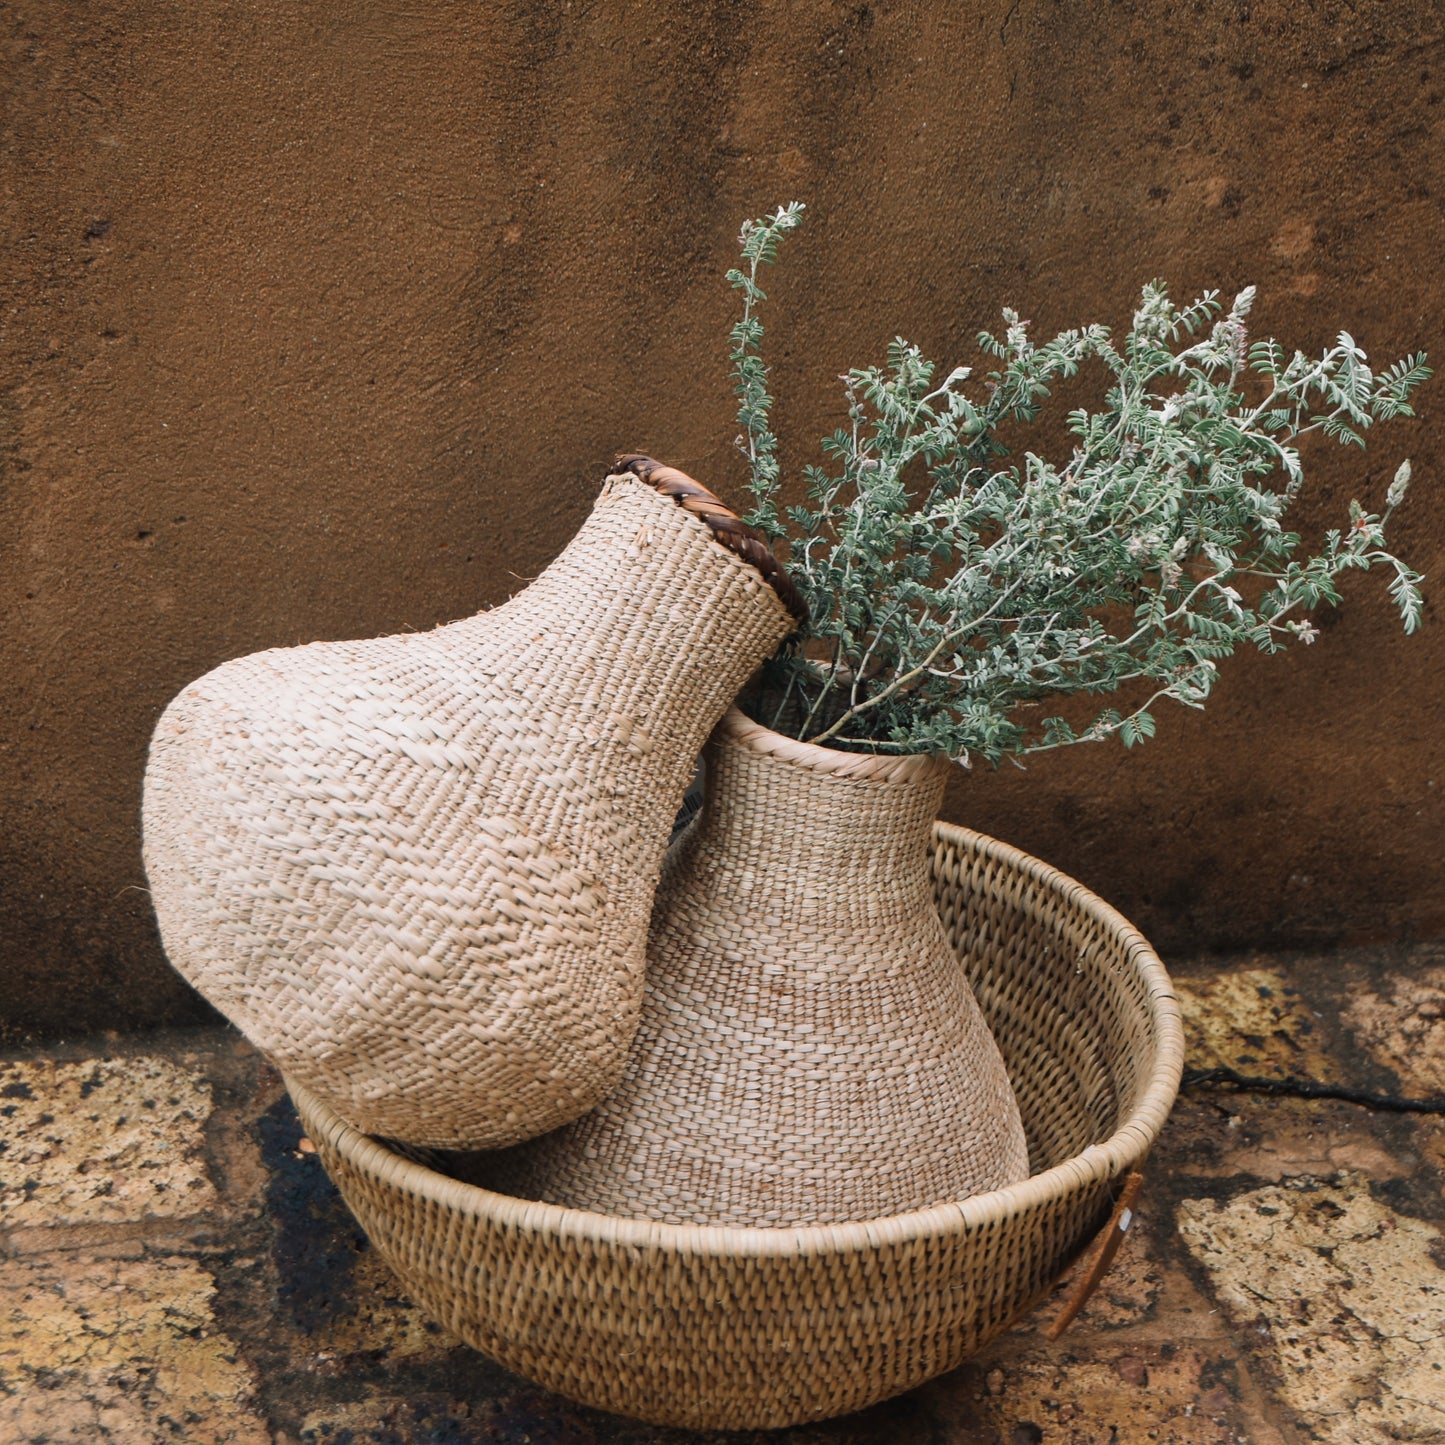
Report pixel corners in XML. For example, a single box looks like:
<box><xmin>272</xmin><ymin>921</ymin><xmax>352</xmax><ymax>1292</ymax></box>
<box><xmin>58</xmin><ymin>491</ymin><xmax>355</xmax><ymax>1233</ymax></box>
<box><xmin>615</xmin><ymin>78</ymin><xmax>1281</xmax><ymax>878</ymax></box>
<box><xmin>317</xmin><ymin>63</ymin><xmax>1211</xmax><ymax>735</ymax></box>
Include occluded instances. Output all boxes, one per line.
<box><xmin>289</xmin><ymin>821</ymin><xmax>1185</xmax><ymax>1430</ymax></box>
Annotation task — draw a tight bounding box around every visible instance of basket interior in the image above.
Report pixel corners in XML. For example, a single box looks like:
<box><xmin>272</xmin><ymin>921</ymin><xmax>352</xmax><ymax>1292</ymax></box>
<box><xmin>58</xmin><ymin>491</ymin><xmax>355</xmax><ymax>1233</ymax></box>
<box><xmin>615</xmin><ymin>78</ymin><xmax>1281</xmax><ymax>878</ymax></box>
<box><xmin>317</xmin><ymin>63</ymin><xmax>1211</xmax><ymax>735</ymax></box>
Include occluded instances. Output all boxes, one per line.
<box><xmin>931</xmin><ymin>825</ymin><xmax>1158</xmax><ymax>1176</ymax></box>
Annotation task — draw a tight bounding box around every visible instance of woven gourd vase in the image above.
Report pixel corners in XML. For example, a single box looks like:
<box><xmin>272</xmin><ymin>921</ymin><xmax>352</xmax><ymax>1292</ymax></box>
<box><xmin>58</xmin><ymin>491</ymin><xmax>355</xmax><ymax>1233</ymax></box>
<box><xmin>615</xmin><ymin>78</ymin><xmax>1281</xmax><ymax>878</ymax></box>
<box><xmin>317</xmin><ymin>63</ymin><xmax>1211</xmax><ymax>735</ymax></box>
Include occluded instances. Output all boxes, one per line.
<box><xmin>142</xmin><ymin>463</ymin><xmax>799</xmax><ymax>1149</ymax></box>
<box><xmin>485</xmin><ymin>707</ymin><xmax>1030</xmax><ymax>1225</ymax></box>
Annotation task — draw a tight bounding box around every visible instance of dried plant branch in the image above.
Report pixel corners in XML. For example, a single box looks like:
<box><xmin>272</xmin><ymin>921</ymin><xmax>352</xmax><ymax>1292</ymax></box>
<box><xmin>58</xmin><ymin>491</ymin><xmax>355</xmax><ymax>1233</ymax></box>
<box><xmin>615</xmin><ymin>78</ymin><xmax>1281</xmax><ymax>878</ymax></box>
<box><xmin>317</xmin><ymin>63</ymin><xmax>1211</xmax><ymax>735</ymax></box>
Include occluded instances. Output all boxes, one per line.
<box><xmin>728</xmin><ymin>205</ymin><xmax>1431</xmax><ymax>763</ymax></box>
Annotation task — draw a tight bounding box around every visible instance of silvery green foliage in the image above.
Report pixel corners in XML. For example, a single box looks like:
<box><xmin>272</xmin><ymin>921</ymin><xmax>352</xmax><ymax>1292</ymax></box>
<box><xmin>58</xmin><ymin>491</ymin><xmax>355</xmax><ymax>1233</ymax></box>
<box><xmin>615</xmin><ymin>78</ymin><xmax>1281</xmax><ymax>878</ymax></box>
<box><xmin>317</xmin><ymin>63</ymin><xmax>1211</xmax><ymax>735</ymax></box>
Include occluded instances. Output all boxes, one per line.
<box><xmin>729</xmin><ymin>205</ymin><xmax>1431</xmax><ymax>763</ymax></box>
<box><xmin>728</xmin><ymin>200</ymin><xmax>805</xmax><ymax>541</ymax></box>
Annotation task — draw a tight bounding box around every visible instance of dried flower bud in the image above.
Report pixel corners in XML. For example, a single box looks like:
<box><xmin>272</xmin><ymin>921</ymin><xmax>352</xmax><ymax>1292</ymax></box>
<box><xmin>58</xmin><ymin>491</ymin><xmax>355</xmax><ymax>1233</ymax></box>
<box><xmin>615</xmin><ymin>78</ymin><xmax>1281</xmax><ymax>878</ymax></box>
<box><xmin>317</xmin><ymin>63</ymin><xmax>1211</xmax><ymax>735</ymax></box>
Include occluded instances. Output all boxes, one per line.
<box><xmin>1387</xmin><ymin>458</ymin><xmax>1412</xmax><ymax>509</ymax></box>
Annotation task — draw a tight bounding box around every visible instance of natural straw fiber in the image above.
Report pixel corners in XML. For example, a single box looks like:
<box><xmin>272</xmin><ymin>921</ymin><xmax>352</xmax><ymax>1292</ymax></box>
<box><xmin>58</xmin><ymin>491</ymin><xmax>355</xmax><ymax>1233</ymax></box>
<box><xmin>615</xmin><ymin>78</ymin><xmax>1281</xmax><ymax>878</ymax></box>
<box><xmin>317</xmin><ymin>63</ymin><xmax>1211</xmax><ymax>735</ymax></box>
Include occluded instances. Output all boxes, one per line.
<box><xmin>288</xmin><ymin>821</ymin><xmax>1184</xmax><ymax>1430</ymax></box>
<box><xmin>143</xmin><ymin>471</ymin><xmax>794</xmax><ymax>1148</ymax></box>
<box><xmin>482</xmin><ymin>707</ymin><xmax>1030</xmax><ymax>1225</ymax></box>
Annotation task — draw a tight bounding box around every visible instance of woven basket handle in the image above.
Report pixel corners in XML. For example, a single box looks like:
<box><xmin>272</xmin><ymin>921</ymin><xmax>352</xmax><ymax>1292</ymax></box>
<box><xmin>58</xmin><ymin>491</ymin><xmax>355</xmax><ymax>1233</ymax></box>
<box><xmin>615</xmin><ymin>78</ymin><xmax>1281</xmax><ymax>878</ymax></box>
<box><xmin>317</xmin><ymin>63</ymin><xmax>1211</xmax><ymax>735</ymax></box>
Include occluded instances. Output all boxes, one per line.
<box><xmin>615</xmin><ymin>454</ymin><xmax>807</xmax><ymax>626</ymax></box>
<box><xmin>1045</xmin><ymin>1169</ymin><xmax>1147</xmax><ymax>1340</ymax></box>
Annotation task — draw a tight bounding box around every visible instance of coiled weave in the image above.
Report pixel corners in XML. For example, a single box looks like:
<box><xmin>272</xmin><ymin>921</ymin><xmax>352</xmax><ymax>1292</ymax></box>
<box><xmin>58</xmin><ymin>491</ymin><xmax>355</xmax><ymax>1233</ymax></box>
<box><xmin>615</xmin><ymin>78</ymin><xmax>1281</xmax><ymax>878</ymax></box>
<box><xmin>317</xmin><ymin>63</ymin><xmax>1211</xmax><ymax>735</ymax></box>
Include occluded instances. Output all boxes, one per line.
<box><xmin>287</xmin><ymin>818</ymin><xmax>1185</xmax><ymax>1429</ymax></box>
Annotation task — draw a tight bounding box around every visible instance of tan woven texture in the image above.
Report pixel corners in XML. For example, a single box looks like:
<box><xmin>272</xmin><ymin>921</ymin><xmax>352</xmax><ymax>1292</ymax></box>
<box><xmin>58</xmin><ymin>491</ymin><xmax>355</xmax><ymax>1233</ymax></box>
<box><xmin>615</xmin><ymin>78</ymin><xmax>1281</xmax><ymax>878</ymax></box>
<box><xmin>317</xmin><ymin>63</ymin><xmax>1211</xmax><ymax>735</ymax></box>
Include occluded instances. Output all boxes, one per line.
<box><xmin>143</xmin><ymin>474</ymin><xmax>793</xmax><ymax>1148</ymax></box>
<box><xmin>288</xmin><ymin>821</ymin><xmax>1184</xmax><ymax>1430</ymax></box>
<box><xmin>482</xmin><ymin>708</ymin><xmax>1030</xmax><ymax>1225</ymax></box>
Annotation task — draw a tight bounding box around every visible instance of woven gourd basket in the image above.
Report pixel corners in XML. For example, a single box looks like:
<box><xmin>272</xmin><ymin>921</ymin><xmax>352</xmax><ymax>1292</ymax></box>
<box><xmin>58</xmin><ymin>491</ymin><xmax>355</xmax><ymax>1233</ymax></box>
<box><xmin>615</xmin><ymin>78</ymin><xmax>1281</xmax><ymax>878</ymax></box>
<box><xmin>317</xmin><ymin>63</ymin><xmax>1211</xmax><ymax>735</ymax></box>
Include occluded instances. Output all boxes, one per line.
<box><xmin>144</xmin><ymin>459</ymin><xmax>799</xmax><ymax>1150</ymax></box>
<box><xmin>485</xmin><ymin>709</ymin><xmax>1030</xmax><ymax>1225</ymax></box>
<box><xmin>288</xmin><ymin>821</ymin><xmax>1184</xmax><ymax>1431</ymax></box>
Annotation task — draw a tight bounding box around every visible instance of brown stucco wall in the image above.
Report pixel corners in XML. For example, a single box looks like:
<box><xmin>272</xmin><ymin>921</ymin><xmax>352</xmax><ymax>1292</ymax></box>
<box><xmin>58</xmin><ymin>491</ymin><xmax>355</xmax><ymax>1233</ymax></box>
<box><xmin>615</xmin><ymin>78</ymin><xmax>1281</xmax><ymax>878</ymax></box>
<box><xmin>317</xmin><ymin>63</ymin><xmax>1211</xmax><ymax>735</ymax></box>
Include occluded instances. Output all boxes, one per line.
<box><xmin>2</xmin><ymin>1</ymin><xmax>1442</xmax><ymax>1039</ymax></box>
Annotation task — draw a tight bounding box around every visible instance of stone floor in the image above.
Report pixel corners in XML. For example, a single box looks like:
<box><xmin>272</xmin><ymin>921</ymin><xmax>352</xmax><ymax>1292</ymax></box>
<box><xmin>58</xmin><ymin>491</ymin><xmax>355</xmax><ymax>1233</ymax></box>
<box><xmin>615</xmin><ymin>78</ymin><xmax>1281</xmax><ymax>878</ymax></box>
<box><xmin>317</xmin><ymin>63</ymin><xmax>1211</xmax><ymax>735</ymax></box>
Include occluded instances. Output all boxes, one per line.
<box><xmin>2</xmin><ymin>944</ymin><xmax>1443</xmax><ymax>1445</ymax></box>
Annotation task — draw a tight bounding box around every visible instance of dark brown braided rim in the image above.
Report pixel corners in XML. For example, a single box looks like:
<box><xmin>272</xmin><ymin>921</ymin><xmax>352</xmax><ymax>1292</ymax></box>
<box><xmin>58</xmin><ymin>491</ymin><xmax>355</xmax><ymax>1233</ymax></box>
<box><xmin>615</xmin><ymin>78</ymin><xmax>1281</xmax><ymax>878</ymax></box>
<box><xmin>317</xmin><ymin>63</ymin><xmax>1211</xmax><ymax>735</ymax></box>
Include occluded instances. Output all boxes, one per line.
<box><xmin>615</xmin><ymin>454</ymin><xmax>807</xmax><ymax>626</ymax></box>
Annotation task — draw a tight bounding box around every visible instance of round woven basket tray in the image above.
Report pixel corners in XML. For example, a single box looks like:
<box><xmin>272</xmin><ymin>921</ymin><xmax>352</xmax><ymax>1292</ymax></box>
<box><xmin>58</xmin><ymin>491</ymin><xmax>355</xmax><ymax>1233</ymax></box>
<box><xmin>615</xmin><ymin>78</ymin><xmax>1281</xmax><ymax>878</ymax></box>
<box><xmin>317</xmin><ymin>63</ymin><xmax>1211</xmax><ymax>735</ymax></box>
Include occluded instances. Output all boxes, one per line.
<box><xmin>288</xmin><ymin>821</ymin><xmax>1185</xmax><ymax>1431</ymax></box>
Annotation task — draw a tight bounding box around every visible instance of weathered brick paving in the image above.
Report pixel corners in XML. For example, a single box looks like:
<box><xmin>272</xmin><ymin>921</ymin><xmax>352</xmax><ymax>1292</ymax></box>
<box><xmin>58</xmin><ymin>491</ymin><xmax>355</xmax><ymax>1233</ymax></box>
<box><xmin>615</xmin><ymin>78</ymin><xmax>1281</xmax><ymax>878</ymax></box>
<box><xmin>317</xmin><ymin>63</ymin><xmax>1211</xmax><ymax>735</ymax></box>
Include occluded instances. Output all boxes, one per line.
<box><xmin>2</xmin><ymin>944</ymin><xmax>1442</xmax><ymax>1444</ymax></box>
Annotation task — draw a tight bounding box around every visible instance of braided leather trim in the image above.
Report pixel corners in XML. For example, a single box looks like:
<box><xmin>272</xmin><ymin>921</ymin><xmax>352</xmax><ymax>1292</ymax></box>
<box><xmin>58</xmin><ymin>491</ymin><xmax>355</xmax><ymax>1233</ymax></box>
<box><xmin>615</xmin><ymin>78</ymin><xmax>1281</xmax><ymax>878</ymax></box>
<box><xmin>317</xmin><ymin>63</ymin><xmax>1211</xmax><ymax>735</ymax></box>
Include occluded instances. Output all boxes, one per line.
<box><xmin>614</xmin><ymin>454</ymin><xmax>807</xmax><ymax>626</ymax></box>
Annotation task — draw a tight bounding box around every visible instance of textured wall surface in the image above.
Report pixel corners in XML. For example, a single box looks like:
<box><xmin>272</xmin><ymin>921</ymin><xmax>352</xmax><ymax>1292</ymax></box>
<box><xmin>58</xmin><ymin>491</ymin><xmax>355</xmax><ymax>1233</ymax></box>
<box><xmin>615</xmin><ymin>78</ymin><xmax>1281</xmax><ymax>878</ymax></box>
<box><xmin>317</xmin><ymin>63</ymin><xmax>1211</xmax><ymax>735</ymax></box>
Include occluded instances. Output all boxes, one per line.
<box><xmin>2</xmin><ymin>0</ymin><xmax>1442</xmax><ymax>1037</ymax></box>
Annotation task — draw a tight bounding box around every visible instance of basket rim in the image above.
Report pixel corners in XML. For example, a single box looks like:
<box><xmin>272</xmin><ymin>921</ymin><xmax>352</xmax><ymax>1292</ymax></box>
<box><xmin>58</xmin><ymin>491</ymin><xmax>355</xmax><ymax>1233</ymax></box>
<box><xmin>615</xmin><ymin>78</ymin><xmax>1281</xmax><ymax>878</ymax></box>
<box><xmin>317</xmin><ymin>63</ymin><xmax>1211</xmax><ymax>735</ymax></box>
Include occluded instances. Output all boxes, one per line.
<box><xmin>717</xmin><ymin>706</ymin><xmax>950</xmax><ymax>785</ymax></box>
<box><xmin>601</xmin><ymin>472</ymin><xmax>796</xmax><ymax>633</ymax></box>
<box><xmin>288</xmin><ymin>819</ymin><xmax>1186</xmax><ymax>1258</ymax></box>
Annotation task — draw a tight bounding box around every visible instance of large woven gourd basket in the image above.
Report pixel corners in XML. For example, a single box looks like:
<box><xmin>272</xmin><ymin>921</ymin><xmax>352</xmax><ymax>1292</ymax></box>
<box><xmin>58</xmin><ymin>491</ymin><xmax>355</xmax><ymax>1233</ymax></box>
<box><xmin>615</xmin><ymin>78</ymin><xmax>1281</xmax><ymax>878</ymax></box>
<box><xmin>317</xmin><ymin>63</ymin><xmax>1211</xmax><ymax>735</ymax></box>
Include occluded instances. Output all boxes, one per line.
<box><xmin>144</xmin><ymin>459</ymin><xmax>798</xmax><ymax>1150</ymax></box>
<box><xmin>288</xmin><ymin>821</ymin><xmax>1184</xmax><ymax>1431</ymax></box>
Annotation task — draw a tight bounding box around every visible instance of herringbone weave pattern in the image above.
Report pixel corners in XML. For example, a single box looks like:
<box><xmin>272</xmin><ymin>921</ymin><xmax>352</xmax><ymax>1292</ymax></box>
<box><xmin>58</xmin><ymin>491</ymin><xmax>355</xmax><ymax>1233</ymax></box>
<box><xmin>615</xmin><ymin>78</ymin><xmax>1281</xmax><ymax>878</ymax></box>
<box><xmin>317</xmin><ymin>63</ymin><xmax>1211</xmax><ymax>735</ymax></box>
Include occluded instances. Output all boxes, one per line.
<box><xmin>143</xmin><ymin>475</ymin><xmax>793</xmax><ymax>1148</ymax></box>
